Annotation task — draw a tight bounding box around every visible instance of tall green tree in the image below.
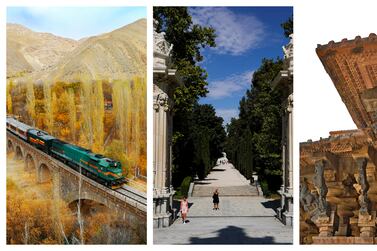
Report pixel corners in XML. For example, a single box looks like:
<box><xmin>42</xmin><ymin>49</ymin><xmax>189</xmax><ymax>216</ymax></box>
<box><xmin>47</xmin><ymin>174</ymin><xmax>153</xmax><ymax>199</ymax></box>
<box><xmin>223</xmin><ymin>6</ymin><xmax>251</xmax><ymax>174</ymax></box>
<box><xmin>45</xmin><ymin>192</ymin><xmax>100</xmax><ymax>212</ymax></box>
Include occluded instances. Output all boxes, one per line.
<box><xmin>153</xmin><ymin>7</ymin><xmax>216</xmax><ymax>111</ymax></box>
<box><xmin>281</xmin><ymin>15</ymin><xmax>293</xmax><ymax>38</ymax></box>
<box><xmin>172</xmin><ymin>103</ymin><xmax>226</xmax><ymax>185</ymax></box>
<box><xmin>225</xmin><ymin>58</ymin><xmax>283</xmax><ymax>195</ymax></box>
<box><xmin>154</xmin><ymin>8</ymin><xmax>224</xmax><ymax>186</ymax></box>
<box><xmin>225</xmin><ymin>16</ymin><xmax>292</xmax><ymax>195</ymax></box>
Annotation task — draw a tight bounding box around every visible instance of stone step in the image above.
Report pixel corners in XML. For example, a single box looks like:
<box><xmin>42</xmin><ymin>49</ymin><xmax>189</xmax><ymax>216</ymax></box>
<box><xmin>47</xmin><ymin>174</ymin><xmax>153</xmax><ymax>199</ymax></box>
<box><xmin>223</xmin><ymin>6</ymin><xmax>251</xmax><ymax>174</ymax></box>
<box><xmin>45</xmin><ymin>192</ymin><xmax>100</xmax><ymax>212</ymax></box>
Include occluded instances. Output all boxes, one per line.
<box><xmin>192</xmin><ymin>185</ymin><xmax>259</xmax><ymax>197</ymax></box>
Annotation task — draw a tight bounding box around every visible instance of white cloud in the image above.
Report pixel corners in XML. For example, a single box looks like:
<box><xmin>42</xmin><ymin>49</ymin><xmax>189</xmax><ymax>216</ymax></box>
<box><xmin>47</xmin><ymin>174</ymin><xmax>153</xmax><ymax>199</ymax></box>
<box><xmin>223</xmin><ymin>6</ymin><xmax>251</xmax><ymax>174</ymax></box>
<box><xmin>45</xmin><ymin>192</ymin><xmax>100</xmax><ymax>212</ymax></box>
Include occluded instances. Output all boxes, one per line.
<box><xmin>207</xmin><ymin>70</ymin><xmax>254</xmax><ymax>99</ymax></box>
<box><xmin>216</xmin><ymin>108</ymin><xmax>239</xmax><ymax>125</ymax></box>
<box><xmin>190</xmin><ymin>7</ymin><xmax>265</xmax><ymax>55</ymax></box>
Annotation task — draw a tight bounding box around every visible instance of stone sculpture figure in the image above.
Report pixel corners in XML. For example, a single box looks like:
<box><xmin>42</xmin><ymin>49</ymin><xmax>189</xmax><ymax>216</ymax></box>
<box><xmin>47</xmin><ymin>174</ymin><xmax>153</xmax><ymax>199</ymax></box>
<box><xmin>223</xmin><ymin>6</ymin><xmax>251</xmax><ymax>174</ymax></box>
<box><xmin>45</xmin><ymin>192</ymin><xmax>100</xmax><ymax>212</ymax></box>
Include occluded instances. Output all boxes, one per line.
<box><xmin>154</xmin><ymin>92</ymin><xmax>170</xmax><ymax>112</ymax></box>
<box><xmin>153</xmin><ymin>20</ymin><xmax>173</xmax><ymax>57</ymax></box>
<box><xmin>300</xmin><ymin>178</ymin><xmax>318</xmax><ymax>212</ymax></box>
<box><xmin>313</xmin><ymin>160</ymin><xmax>329</xmax><ymax>216</ymax></box>
<box><xmin>216</xmin><ymin>152</ymin><xmax>229</xmax><ymax>165</ymax></box>
<box><xmin>342</xmin><ymin>173</ymin><xmax>357</xmax><ymax>197</ymax></box>
<box><xmin>356</xmin><ymin>157</ymin><xmax>370</xmax><ymax>215</ymax></box>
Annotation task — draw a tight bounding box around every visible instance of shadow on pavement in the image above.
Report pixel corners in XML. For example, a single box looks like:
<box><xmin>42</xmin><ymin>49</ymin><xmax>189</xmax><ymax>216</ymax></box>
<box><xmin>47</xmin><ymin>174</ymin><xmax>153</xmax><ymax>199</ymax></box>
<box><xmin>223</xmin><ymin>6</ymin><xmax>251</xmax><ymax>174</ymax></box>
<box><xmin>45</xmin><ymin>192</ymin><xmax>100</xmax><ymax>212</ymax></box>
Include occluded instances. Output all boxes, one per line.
<box><xmin>209</xmin><ymin>168</ymin><xmax>225</xmax><ymax>172</ymax></box>
<box><xmin>194</xmin><ymin>178</ymin><xmax>218</xmax><ymax>182</ymax></box>
<box><xmin>194</xmin><ymin>181</ymin><xmax>212</xmax><ymax>185</ymax></box>
<box><xmin>189</xmin><ymin>225</ymin><xmax>289</xmax><ymax>244</ymax></box>
<box><xmin>261</xmin><ymin>199</ymin><xmax>280</xmax><ymax>213</ymax></box>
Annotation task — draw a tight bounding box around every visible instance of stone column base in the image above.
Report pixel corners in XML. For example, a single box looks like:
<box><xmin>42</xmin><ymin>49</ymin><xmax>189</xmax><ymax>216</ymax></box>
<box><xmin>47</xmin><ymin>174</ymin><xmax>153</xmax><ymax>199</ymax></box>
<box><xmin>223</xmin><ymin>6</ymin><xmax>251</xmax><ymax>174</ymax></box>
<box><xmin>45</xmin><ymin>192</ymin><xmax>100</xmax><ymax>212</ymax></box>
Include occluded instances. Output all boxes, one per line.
<box><xmin>277</xmin><ymin>190</ymin><xmax>293</xmax><ymax>226</ymax></box>
<box><xmin>358</xmin><ymin>211</ymin><xmax>376</xmax><ymax>237</ymax></box>
<box><xmin>314</xmin><ymin>210</ymin><xmax>337</xmax><ymax>237</ymax></box>
<box><xmin>312</xmin><ymin>237</ymin><xmax>377</xmax><ymax>244</ymax></box>
<box><xmin>153</xmin><ymin>190</ymin><xmax>174</xmax><ymax>228</ymax></box>
<box><xmin>153</xmin><ymin>212</ymin><xmax>172</xmax><ymax>228</ymax></box>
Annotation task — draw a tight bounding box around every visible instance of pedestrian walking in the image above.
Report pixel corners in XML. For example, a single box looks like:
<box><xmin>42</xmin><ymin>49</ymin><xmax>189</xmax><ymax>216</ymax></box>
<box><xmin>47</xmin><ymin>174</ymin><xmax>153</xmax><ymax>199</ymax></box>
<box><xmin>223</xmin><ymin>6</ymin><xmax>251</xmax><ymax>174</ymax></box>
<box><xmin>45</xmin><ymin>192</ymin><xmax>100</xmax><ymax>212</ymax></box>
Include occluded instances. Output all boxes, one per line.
<box><xmin>212</xmin><ymin>189</ymin><xmax>220</xmax><ymax>210</ymax></box>
<box><xmin>180</xmin><ymin>196</ymin><xmax>189</xmax><ymax>224</ymax></box>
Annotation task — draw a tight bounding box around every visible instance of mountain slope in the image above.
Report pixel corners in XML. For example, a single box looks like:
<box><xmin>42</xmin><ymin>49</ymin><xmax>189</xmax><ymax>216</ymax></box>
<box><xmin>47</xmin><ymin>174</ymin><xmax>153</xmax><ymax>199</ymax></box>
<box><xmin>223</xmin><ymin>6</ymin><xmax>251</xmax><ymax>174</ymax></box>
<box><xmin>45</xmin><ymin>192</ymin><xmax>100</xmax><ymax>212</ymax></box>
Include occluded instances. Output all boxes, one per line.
<box><xmin>7</xmin><ymin>23</ymin><xmax>78</xmax><ymax>78</ymax></box>
<box><xmin>45</xmin><ymin>18</ymin><xmax>146</xmax><ymax>82</ymax></box>
<box><xmin>7</xmin><ymin>19</ymin><xmax>146</xmax><ymax>81</ymax></box>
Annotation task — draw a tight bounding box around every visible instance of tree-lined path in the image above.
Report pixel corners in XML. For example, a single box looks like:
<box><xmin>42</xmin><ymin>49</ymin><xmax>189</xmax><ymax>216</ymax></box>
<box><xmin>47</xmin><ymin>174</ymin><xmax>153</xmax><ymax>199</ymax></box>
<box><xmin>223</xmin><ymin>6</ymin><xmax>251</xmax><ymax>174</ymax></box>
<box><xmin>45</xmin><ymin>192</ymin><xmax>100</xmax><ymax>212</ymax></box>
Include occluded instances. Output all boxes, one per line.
<box><xmin>154</xmin><ymin>163</ymin><xmax>292</xmax><ymax>244</ymax></box>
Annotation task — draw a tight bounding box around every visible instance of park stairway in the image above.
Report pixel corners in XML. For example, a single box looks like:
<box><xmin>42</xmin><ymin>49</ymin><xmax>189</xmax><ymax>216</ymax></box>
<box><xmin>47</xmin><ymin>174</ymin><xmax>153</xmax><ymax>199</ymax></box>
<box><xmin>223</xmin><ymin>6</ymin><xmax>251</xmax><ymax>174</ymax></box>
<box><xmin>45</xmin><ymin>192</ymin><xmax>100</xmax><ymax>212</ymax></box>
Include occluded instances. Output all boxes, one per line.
<box><xmin>191</xmin><ymin>163</ymin><xmax>260</xmax><ymax>197</ymax></box>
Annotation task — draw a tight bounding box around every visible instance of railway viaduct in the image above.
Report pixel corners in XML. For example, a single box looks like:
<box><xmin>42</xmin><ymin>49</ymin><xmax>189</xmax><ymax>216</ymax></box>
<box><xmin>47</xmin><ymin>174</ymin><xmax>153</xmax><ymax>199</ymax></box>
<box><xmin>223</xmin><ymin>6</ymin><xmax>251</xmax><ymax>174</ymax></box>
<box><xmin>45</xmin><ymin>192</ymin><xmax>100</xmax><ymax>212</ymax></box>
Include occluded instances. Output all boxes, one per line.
<box><xmin>7</xmin><ymin>132</ymin><xmax>146</xmax><ymax>226</ymax></box>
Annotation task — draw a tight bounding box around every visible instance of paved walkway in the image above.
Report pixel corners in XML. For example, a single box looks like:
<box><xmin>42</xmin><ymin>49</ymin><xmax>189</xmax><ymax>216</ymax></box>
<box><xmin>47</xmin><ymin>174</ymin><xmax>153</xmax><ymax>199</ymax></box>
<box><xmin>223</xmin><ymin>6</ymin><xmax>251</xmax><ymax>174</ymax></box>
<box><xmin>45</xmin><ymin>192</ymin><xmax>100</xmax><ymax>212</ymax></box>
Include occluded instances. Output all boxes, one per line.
<box><xmin>154</xmin><ymin>216</ymin><xmax>292</xmax><ymax>244</ymax></box>
<box><xmin>185</xmin><ymin>197</ymin><xmax>276</xmax><ymax>217</ymax></box>
<box><xmin>154</xmin><ymin>163</ymin><xmax>293</xmax><ymax>244</ymax></box>
<box><xmin>192</xmin><ymin>163</ymin><xmax>258</xmax><ymax>196</ymax></box>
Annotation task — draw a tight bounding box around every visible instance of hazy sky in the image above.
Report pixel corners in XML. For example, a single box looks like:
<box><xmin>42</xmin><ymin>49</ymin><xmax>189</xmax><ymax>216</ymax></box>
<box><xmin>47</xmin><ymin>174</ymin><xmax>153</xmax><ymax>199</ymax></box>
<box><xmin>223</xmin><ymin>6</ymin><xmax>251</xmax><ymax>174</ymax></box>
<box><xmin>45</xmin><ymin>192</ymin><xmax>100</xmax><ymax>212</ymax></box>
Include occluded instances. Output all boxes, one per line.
<box><xmin>192</xmin><ymin>7</ymin><xmax>293</xmax><ymax>126</ymax></box>
<box><xmin>295</xmin><ymin>1</ymin><xmax>377</xmax><ymax>142</ymax></box>
<box><xmin>7</xmin><ymin>7</ymin><xmax>146</xmax><ymax>40</ymax></box>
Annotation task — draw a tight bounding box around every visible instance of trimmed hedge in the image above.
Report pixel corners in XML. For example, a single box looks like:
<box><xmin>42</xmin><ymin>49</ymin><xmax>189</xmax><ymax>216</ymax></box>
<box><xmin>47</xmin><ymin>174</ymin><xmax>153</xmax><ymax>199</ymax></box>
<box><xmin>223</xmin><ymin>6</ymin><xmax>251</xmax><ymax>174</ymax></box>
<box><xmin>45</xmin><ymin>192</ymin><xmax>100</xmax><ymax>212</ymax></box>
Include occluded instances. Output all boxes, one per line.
<box><xmin>180</xmin><ymin>176</ymin><xmax>192</xmax><ymax>196</ymax></box>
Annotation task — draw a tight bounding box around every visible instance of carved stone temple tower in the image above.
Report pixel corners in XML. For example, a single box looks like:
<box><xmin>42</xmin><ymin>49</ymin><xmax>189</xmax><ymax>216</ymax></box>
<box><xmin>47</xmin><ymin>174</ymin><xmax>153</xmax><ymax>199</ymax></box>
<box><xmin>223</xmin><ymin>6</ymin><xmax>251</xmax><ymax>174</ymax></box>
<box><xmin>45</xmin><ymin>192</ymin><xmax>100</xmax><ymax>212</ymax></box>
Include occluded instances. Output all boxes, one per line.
<box><xmin>273</xmin><ymin>34</ymin><xmax>294</xmax><ymax>226</ymax></box>
<box><xmin>153</xmin><ymin>20</ymin><xmax>181</xmax><ymax>228</ymax></box>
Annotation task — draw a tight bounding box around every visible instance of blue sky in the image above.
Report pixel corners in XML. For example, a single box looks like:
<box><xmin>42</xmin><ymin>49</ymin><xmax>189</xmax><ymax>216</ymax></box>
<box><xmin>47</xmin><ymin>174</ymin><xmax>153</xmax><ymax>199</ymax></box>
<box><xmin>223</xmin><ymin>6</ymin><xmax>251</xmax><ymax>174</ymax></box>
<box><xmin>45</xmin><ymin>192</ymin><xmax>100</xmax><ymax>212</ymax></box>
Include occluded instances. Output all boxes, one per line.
<box><xmin>7</xmin><ymin>7</ymin><xmax>146</xmax><ymax>40</ymax></box>
<box><xmin>191</xmin><ymin>7</ymin><xmax>293</xmax><ymax>126</ymax></box>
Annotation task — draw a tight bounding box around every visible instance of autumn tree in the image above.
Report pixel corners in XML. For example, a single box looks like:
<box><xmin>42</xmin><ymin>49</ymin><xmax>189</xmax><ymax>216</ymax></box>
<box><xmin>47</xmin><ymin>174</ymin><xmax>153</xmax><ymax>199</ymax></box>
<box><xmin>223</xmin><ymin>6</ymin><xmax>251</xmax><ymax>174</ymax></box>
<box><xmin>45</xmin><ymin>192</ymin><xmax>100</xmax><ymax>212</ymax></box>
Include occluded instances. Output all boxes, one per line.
<box><xmin>25</xmin><ymin>80</ymin><xmax>36</xmax><ymax>126</ymax></box>
<box><xmin>6</xmin><ymin>81</ymin><xmax>14</xmax><ymax>114</ymax></box>
<box><xmin>43</xmin><ymin>82</ymin><xmax>53</xmax><ymax>133</ymax></box>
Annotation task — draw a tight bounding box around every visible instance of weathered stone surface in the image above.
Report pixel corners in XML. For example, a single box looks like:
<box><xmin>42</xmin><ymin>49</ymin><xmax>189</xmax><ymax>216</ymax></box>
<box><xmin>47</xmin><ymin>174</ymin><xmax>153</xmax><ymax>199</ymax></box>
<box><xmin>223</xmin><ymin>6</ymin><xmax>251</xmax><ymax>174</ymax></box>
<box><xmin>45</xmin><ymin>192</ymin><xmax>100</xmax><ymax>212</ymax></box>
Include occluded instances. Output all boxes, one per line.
<box><xmin>301</xmin><ymin>35</ymin><xmax>377</xmax><ymax>244</ymax></box>
<box><xmin>153</xmin><ymin>19</ymin><xmax>182</xmax><ymax>228</ymax></box>
<box><xmin>273</xmin><ymin>34</ymin><xmax>293</xmax><ymax>226</ymax></box>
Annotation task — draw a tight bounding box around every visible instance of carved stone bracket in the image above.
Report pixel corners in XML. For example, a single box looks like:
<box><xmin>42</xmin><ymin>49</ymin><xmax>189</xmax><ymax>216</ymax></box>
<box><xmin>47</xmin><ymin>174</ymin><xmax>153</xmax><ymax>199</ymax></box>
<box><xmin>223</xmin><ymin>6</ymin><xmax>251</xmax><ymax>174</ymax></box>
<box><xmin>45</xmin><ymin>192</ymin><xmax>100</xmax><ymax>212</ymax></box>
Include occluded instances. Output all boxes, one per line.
<box><xmin>313</xmin><ymin>159</ymin><xmax>330</xmax><ymax>216</ymax></box>
<box><xmin>356</xmin><ymin>157</ymin><xmax>370</xmax><ymax>215</ymax></box>
<box><xmin>300</xmin><ymin>178</ymin><xmax>318</xmax><ymax>213</ymax></box>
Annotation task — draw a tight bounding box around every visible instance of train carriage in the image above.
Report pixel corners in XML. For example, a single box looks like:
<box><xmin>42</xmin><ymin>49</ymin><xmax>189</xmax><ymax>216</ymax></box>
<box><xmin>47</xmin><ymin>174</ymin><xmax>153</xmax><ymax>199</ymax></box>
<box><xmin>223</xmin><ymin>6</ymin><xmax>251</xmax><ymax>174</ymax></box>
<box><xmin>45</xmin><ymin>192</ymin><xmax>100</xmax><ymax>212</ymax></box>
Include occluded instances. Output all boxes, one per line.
<box><xmin>6</xmin><ymin>117</ymin><xmax>32</xmax><ymax>140</ymax></box>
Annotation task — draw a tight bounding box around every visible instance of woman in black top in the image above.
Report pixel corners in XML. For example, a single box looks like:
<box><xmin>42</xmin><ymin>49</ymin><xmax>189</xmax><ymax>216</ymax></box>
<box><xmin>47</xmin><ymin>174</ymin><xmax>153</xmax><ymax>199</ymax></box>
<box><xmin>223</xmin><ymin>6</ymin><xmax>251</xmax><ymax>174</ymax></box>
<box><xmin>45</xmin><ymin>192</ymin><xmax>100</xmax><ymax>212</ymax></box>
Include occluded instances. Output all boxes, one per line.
<box><xmin>212</xmin><ymin>189</ymin><xmax>220</xmax><ymax>210</ymax></box>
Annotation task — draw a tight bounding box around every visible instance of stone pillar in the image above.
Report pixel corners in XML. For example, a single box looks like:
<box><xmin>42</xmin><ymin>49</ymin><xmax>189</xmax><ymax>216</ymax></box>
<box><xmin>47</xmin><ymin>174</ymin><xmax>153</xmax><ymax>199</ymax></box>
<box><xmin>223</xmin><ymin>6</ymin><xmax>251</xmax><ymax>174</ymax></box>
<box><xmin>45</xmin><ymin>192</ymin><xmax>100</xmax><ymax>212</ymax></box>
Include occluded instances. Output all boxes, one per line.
<box><xmin>311</xmin><ymin>159</ymin><xmax>338</xmax><ymax>239</ymax></box>
<box><xmin>355</xmin><ymin>157</ymin><xmax>376</xmax><ymax>237</ymax></box>
<box><xmin>153</xmin><ymin>20</ymin><xmax>181</xmax><ymax>228</ymax></box>
<box><xmin>273</xmin><ymin>34</ymin><xmax>293</xmax><ymax>226</ymax></box>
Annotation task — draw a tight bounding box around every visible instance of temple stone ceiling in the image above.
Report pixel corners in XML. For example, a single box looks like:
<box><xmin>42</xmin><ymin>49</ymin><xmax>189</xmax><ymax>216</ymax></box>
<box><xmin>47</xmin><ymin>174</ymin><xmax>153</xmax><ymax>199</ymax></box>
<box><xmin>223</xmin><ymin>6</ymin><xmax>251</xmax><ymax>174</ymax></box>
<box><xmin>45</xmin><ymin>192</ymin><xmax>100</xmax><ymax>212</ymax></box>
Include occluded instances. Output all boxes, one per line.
<box><xmin>317</xmin><ymin>34</ymin><xmax>377</xmax><ymax>140</ymax></box>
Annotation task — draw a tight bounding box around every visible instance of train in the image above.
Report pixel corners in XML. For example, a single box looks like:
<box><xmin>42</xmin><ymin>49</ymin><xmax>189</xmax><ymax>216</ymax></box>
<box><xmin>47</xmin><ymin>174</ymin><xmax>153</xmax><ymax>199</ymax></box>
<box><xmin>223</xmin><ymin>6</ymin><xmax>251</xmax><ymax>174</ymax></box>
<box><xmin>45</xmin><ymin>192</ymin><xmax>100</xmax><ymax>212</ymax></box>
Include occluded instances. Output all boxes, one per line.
<box><xmin>6</xmin><ymin>116</ymin><xmax>125</xmax><ymax>189</ymax></box>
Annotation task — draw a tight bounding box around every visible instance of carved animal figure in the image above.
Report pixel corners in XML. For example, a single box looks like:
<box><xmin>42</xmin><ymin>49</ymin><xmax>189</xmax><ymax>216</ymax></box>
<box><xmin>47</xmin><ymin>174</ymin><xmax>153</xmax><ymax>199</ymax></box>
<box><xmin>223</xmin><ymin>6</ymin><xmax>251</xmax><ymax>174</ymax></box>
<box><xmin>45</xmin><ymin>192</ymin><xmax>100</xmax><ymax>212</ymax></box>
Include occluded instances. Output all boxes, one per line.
<box><xmin>300</xmin><ymin>179</ymin><xmax>318</xmax><ymax>212</ymax></box>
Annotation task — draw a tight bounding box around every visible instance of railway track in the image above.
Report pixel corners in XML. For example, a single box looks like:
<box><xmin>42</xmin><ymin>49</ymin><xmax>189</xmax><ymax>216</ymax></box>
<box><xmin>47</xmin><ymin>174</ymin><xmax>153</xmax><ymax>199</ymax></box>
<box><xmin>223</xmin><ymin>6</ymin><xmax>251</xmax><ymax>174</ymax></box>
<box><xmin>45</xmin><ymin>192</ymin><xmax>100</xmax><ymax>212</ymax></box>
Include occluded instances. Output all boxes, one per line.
<box><xmin>115</xmin><ymin>185</ymin><xmax>147</xmax><ymax>207</ymax></box>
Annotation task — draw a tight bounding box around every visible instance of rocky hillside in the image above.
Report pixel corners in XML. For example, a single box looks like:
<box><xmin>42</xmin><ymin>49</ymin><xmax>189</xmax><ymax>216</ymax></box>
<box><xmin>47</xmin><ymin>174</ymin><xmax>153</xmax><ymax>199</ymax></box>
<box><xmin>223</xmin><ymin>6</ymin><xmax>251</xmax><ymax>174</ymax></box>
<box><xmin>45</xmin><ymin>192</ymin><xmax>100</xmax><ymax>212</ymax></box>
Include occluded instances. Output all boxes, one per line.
<box><xmin>7</xmin><ymin>18</ymin><xmax>146</xmax><ymax>81</ymax></box>
<box><xmin>7</xmin><ymin>23</ymin><xmax>78</xmax><ymax>78</ymax></box>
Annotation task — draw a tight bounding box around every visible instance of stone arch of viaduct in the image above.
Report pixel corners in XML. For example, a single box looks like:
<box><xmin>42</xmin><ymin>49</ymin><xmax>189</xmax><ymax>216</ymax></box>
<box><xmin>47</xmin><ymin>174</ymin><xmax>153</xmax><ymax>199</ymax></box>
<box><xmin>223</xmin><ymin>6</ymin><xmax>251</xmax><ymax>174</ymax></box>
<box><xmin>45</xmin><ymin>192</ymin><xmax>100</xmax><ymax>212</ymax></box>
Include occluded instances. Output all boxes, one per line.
<box><xmin>6</xmin><ymin>133</ymin><xmax>146</xmax><ymax>222</ymax></box>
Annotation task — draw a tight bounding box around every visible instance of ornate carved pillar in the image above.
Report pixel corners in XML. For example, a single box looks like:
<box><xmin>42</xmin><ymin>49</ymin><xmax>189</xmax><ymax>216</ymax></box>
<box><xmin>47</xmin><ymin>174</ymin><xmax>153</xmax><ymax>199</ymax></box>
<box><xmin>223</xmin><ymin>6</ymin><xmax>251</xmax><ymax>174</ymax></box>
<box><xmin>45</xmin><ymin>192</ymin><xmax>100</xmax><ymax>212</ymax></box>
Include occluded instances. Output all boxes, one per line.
<box><xmin>355</xmin><ymin>157</ymin><xmax>376</xmax><ymax>237</ymax></box>
<box><xmin>312</xmin><ymin>159</ymin><xmax>338</xmax><ymax>238</ymax></box>
<box><xmin>273</xmin><ymin>34</ymin><xmax>293</xmax><ymax>226</ymax></box>
<box><xmin>153</xmin><ymin>20</ymin><xmax>181</xmax><ymax>228</ymax></box>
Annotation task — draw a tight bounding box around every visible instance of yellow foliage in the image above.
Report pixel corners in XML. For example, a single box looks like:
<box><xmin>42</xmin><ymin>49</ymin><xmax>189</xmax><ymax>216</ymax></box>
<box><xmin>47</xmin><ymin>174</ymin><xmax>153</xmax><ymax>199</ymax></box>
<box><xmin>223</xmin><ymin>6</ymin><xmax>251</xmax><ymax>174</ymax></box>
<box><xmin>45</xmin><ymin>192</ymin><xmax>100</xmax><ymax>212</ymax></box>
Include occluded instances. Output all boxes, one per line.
<box><xmin>7</xmin><ymin>182</ymin><xmax>75</xmax><ymax>244</ymax></box>
<box><xmin>8</xmin><ymin>77</ymin><xmax>147</xmax><ymax>177</ymax></box>
<box><xmin>6</xmin><ymin>80</ymin><xmax>14</xmax><ymax>114</ymax></box>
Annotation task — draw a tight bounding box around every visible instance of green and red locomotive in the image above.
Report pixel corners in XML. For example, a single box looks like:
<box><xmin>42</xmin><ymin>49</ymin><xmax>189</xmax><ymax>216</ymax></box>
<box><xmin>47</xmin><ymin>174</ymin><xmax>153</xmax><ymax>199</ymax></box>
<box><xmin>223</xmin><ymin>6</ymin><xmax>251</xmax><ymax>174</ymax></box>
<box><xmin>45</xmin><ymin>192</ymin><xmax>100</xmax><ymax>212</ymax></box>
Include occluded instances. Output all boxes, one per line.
<box><xmin>6</xmin><ymin>117</ymin><xmax>125</xmax><ymax>189</ymax></box>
